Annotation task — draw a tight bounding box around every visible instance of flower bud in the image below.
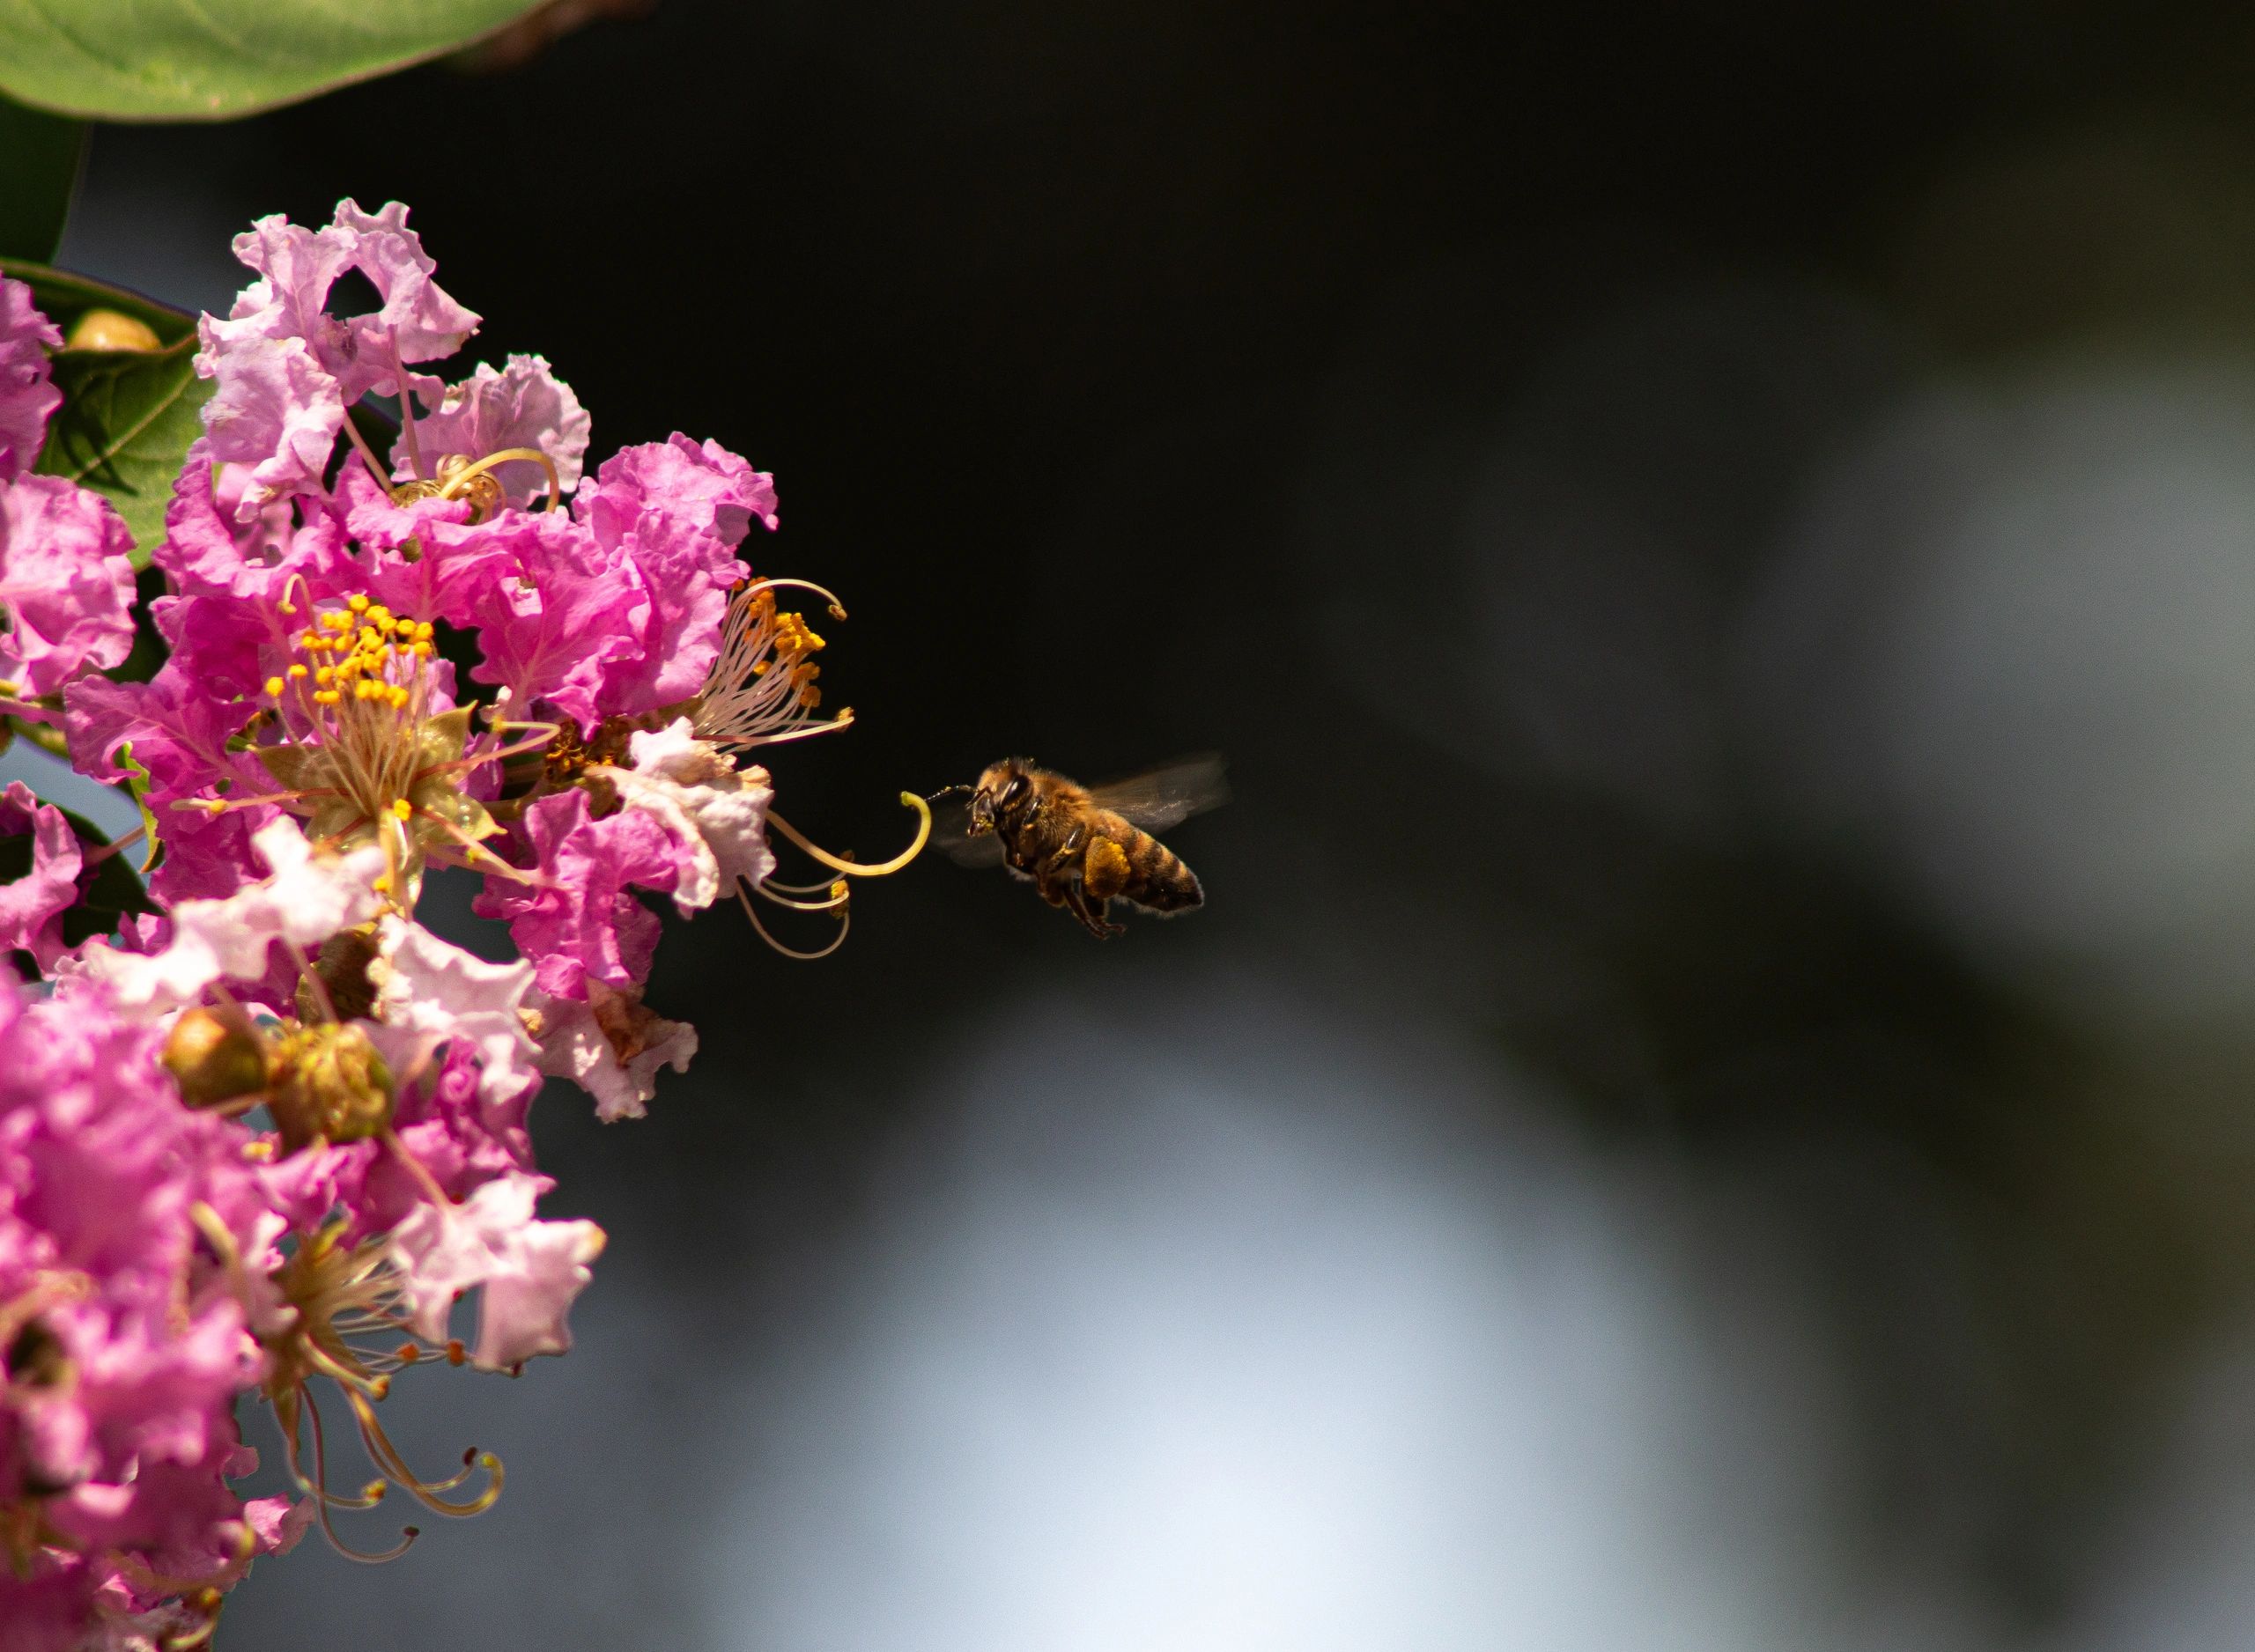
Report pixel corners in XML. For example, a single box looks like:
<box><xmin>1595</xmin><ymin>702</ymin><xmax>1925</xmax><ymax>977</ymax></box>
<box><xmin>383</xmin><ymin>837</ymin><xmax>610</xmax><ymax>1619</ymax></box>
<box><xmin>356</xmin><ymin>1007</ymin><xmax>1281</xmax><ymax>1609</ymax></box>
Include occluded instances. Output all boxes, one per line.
<box><xmin>4</xmin><ymin>1316</ymin><xmax>70</xmax><ymax>1392</ymax></box>
<box><xmin>63</xmin><ymin>308</ymin><xmax>161</xmax><ymax>351</ymax></box>
<box><xmin>267</xmin><ymin>1022</ymin><xmax>394</xmax><ymax>1152</ymax></box>
<box><xmin>300</xmin><ymin>923</ymin><xmax>381</xmax><ymax>1023</ymax></box>
<box><xmin>162</xmin><ymin>1007</ymin><xmax>270</xmax><ymax>1110</ymax></box>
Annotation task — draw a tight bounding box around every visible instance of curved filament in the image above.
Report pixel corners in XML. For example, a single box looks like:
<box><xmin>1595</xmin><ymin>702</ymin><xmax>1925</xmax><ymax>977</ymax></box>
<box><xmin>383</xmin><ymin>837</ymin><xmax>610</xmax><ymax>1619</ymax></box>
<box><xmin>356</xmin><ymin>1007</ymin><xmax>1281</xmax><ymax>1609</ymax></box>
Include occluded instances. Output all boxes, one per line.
<box><xmin>765</xmin><ymin>792</ymin><xmax>931</xmax><ymax>878</ymax></box>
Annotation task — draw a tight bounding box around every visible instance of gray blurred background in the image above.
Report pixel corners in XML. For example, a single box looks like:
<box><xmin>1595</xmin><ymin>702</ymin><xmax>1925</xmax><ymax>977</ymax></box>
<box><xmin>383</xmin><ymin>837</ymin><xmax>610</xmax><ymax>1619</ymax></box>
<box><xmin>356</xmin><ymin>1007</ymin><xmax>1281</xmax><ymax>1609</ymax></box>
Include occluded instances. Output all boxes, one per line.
<box><xmin>26</xmin><ymin>3</ymin><xmax>2255</xmax><ymax>1645</ymax></box>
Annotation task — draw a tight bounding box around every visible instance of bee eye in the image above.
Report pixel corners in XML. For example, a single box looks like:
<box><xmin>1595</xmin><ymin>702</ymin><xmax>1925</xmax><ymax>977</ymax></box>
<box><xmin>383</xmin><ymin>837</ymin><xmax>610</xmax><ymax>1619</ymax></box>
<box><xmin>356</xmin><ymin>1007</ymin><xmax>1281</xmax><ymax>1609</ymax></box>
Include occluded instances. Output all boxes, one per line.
<box><xmin>1003</xmin><ymin>776</ymin><xmax>1028</xmax><ymax>802</ymax></box>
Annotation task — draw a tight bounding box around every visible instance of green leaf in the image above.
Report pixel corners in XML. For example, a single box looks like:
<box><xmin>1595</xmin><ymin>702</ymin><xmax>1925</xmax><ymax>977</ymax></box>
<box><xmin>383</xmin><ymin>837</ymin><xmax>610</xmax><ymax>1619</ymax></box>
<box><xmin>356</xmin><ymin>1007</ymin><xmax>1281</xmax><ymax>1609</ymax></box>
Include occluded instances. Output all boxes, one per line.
<box><xmin>0</xmin><ymin>94</ymin><xmax>84</xmax><ymax>260</ymax></box>
<box><xmin>1</xmin><ymin>259</ymin><xmax>209</xmax><ymax>566</ymax></box>
<box><xmin>0</xmin><ymin>259</ymin><xmax>196</xmax><ymax>345</ymax></box>
<box><xmin>0</xmin><ymin>0</ymin><xmax>549</xmax><ymax>122</ymax></box>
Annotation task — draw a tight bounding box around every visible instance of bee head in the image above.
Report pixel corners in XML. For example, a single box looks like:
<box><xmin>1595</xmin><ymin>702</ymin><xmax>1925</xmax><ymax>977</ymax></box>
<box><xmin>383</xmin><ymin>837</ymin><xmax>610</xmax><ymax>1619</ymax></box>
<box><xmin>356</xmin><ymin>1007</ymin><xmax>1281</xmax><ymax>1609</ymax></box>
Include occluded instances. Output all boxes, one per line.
<box><xmin>969</xmin><ymin>758</ymin><xmax>1035</xmax><ymax>834</ymax></box>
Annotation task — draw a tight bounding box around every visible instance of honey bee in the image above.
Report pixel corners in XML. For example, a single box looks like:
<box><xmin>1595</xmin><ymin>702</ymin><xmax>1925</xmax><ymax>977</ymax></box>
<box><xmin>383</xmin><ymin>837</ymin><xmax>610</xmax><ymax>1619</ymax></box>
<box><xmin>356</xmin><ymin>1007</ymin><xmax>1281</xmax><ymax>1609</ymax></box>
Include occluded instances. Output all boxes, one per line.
<box><xmin>934</xmin><ymin>755</ymin><xmax>1227</xmax><ymax>938</ymax></box>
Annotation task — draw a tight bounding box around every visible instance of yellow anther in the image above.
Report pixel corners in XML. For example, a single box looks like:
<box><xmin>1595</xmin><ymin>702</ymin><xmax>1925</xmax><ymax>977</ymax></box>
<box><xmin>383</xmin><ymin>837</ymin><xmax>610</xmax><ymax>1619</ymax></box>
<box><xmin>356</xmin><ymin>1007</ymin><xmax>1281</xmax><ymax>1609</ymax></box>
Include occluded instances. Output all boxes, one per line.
<box><xmin>263</xmin><ymin>676</ymin><xmax>285</xmax><ymax>697</ymax></box>
<box><xmin>298</xmin><ymin>631</ymin><xmax>321</xmax><ymax>649</ymax></box>
<box><xmin>388</xmin><ymin>685</ymin><xmax>410</xmax><ymax>709</ymax></box>
<box><xmin>314</xmin><ymin>690</ymin><xmax>341</xmax><ymax>705</ymax></box>
<box><xmin>314</xmin><ymin>666</ymin><xmax>335</xmax><ymax>686</ymax></box>
<box><xmin>390</xmin><ymin>799</ymin><xmax>413</xmax><ymax>822</ymax></box>
<box><xmin>413</xmin><ymin>621</ymin><xmax>435</xmax><ymax>641</ymax></box>
<box><xmin>322</xmin><ymin>610</ymin><xmax>351</xmax><ymax>631</ymax></box>
<box><xmin>373</xmin><ymin>874</ymin><xmax>393</xmax><ymax>894</ymax></box>
<box><xmin>287</xmin><ymin>664</ymin><xmax>309</xmax><ymax>680</ymax></box>
<box><xmin>413</xmin><ymin>640</ymin><xmax>434</xmax><ymax>658</ymax></box>
<box><xmin>347</xmin><ymin>594</ymin><xmax>370</xmax><ymax>613</ymax></box>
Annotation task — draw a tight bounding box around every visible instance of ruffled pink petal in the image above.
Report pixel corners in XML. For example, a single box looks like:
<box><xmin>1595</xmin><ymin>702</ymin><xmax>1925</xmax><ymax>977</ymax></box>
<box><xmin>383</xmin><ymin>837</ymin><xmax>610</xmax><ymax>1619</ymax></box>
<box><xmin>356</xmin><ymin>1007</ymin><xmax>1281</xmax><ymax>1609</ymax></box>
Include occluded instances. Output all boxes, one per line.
<box><xmin>580</xmin><ymin>431</ymin><xmax>777</xmax><ymax>544</ymax></box>
<box><xmin>195</xmin><ymin>200</ymin><xmax>479</xmax><ymax>516</ymax></box>
<box><xmin>0</xmin><ymin>476</ymin><xmax>137</xmax><ymax>702</ymax></box>
<box><xmin>387</xmin><ymin>1169</ymin><xmax>602</xmax><ymax>1371</ymax></box>
<box><xmin>0</xmin><ymin>275</ymin><xmax>63</xmax><ymax>483</ymax></box>
<box><xmin>462</xmin><ymin>510</ymin><xmax>645</xmax><ymax>732</ymax></box>
<box><xmin>336</xmin><ymin>462</ymin><xmax>526</xmax><ymax>630</ymax></box>
<box><xmin>331</xmin><ymin>199</ymin><xmax>480</xmax><ymax>392</ymax></box>
<box><xmin>0</xmin><ymin>781</ymin><xmax>85</xmax><ymax>970</ymax></box>
<box><xmin>63</xmin><ymin>663</ymin><xmax>276</xmax><ymax>904</ymax></box>
<box><xmin>72</xmin><ymin>820</ymin><xmax>385</xmax><ymax>1018</ymax></box>
<box><xmin>210</xmin><ymin>213</ymin><xmax>358</xmax><ymax>373</ymax></box>
<box><xmin>568</xmin><ymin>436</ymin><xmax>776</xmax><ymax>716</ymax></box>
<box><xmin>0</xmin><ymin>977</ymin><xmax>269</xmax><ymax>1600</ymax></box>
<box><xmin>529</xmin><ymin>980</ymin><xmax>697</xmax><ymax>1122</ymax></box>
<box><xmin>607</xmin><ymin>719</ymin><xmax>775</xmax><ymax>911</ymax></box>
<box><xmin>156</xmin><ymin>438</ymin><xmax>355</xmax><ymax>607</ymax></box>
<box><xmin>472</xmin><ymin>787</ymin><xmax>670</xmax><ymax>999</ymax></box>
<box><xmin>193</xmin><ymin>333</ymin><xmax>345</xmax><ymax>516</ymax></box>
<box><xmin>392</xmin><ymin>354</ymin><xmax>590</xmax><ymax>507</ymax></box>
<box><xmin>372</xmin><ymin>915</ymin><xmax>541</xmax><ymax>1107</ymax></box>
<box><xmin>475</xmin><ymin>1207</ymin><xmax>603</xmax><ymax>1369</ymax></box>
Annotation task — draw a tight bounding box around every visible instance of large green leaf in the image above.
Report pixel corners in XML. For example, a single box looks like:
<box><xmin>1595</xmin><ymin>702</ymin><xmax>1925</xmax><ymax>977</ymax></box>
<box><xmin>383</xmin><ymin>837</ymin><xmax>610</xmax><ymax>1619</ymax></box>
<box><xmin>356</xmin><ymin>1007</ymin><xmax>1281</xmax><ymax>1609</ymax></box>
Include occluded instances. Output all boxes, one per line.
<box><xmin>2</xmin><ymin>260</ymin><xmax>208</xmax><ymax>565</ymax></box>
<box><xmin>0</xmin><ymin>0</ymin><xmax>547</xmax><ymax>121</ymax></box>
<box><xmin>0</xmin><ymin>95</ymin><xmax>84</xmax><ymax>260</ymax></box>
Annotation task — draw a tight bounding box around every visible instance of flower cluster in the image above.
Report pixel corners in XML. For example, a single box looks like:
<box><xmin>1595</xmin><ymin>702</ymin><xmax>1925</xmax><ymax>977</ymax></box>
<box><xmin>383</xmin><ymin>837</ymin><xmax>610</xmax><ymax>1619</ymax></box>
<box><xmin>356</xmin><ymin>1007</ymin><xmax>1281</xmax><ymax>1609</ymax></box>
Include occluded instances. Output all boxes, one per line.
<box><xmin>0</xmin><ymin>202</ymin><xmax>922</xmax><ymax>1648</ymax></box>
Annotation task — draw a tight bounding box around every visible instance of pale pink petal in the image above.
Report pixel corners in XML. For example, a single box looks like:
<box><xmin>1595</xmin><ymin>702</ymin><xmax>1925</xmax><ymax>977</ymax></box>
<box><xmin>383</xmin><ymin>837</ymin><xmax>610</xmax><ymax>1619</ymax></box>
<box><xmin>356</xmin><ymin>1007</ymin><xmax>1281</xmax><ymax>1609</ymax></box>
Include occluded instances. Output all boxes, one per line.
<box><xmin>529</xmin><ymin>980</ymin><xmax>697</xmax><ymax>1122</ymax></box>
<box><xmin>372</xmin><ymin>915</ymin><xmax>540</xmax><ymax>1106</ymax></box>
<box><xmin>74</xmin><ymin>820</ymin><xmax>384</xmax><ymax>1015</ymax></box>
<box><xmin>607</xmin><ymin>719</ymin><xmax>775</xmax><ymax>911</ymax></box>
<box><xmin>474</xmin><ymin>1211</ymin><xmax>603</xmax><ymax>1369</ymax></box>
<box><xmin>387</xmin><ymin>1170</ymin><xmax>603</xmax><ymax>1371</ymax></box>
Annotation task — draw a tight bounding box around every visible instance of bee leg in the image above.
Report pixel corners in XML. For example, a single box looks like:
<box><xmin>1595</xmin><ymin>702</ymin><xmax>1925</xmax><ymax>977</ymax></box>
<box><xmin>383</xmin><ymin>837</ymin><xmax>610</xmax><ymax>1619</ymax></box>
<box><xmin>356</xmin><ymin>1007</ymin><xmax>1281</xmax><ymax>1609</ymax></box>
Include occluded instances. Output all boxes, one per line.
<box><xmin>1033</xmin><ymin>861</ymin><xmax>1076</xmax><ymax>910</ymax></box>
<box><xmin>1063</xmin><ymin>881</ymin><xmax>1121</xmax><ymax>940</ymax></box>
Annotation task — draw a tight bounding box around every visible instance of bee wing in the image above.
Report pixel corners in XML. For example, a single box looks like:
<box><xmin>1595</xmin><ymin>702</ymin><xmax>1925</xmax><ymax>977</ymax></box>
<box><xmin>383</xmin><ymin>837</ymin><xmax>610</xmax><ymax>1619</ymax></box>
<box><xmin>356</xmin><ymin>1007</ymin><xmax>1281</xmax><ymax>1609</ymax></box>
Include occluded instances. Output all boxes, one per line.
<box><xmin>929</xmin><ymin>791</ymin><xmax>1008</xmax><ymax>867</ymax></box>
<box><xmin>1085</xmin><ymin>753</ymin><xmax>1230</xmax><ymax>831</ymax></box>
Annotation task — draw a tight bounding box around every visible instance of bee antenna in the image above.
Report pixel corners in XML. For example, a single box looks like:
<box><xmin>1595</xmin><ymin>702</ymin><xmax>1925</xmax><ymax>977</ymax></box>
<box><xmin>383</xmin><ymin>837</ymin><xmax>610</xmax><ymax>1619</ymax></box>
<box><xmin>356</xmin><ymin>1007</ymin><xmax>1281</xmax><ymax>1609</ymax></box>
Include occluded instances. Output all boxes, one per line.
<box><xmin>924</xmin><ymin>784</ymin><xmax>973</xmax><ymax>804</ymax></box>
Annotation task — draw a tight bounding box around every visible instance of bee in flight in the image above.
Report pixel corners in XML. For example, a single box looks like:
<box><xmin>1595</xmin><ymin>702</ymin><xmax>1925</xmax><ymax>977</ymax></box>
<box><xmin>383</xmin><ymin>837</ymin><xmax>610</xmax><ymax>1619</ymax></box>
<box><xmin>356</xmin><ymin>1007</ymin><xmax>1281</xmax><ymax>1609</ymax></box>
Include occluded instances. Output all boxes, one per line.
<box><xmin>932</xmin><ymin>755</ymin><xmax>1227</xmax><ymax>938</ymax></box>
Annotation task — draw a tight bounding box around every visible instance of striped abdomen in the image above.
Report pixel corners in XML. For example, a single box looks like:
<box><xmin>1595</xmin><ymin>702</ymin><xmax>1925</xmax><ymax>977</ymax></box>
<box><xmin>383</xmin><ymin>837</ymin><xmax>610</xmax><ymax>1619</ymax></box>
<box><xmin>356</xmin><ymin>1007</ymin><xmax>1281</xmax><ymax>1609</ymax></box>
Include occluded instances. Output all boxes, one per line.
<box><xmin>1083</xmin><ymin>814</ymin><xmax>1202</xmax><ymax>913</ymax></box>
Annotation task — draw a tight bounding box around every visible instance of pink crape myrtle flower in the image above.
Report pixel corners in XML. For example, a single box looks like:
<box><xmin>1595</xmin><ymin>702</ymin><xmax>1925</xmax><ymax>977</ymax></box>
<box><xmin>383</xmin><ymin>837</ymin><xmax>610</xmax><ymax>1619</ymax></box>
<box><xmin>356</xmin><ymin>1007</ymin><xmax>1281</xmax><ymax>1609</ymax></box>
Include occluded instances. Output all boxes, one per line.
<box><xmin>0</xmin><ymin>976</ymin><xmax>289</xmax><ymax>1648</ymax></box>
<box><xmin>0</xmin><ymin>276</ymin><xmax>63</xmax><ymax>483</ymax></box>
<box><xmin>0</xmin><ymin>192</ymin><xmax>947</xmax><ymax>1641</ymax></box>
<box><xmin>196</xmin><ymin>200</ymin><xmax>478</xmax><ymax>517</ymax></box>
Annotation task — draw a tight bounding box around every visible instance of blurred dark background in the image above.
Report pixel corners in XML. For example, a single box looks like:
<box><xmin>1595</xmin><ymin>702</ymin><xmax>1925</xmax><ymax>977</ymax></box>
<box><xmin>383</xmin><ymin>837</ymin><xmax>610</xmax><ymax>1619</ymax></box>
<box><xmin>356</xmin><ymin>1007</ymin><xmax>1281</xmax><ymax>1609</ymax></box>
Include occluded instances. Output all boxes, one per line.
<box><xmin>33</xmin><ymin>3</ymin><xmax>2255</xmax><ymax>1645</ymax></box>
